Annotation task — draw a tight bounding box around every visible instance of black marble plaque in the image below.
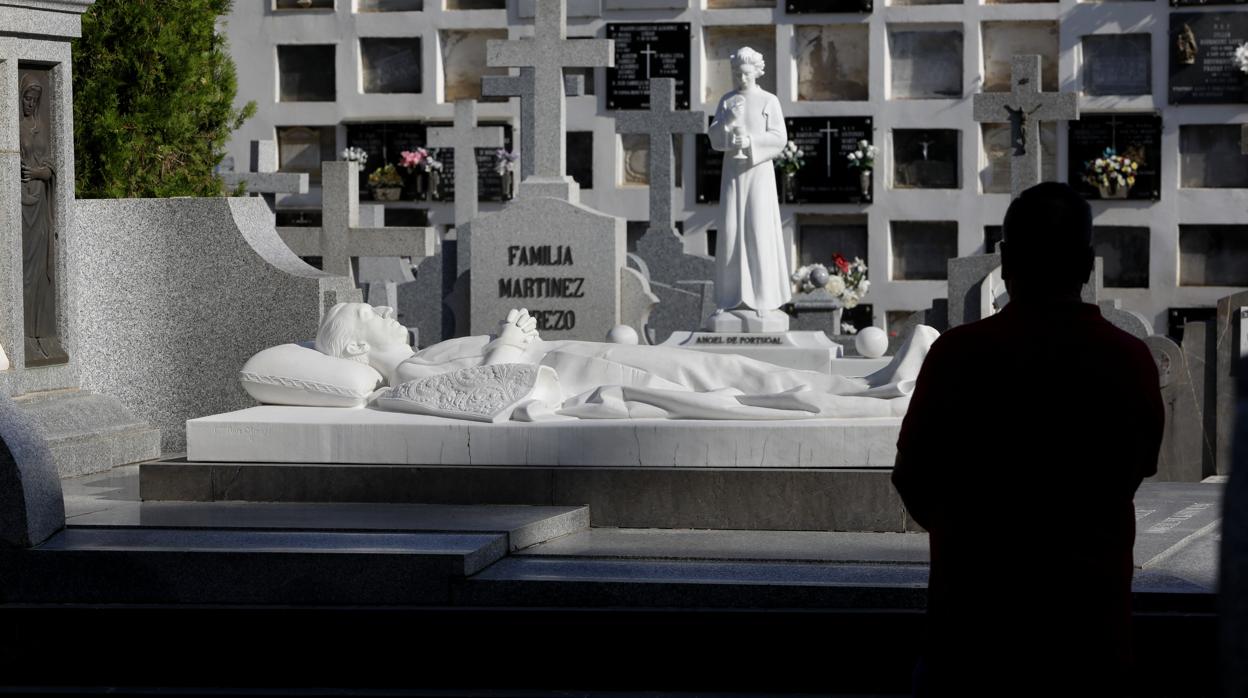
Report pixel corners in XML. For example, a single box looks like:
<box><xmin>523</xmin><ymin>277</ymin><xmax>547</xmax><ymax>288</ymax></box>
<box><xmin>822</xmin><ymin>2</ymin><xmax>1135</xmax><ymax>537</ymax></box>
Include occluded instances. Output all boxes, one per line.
<box><xmin>1068</xmin><ymin>113</ymin><xmax>1162</xmax><ymax>201</ymax></box>
<box><xmin>695</xmin><ymin>117</ymin><xmax>724</xmax><ymax>204</ymax></box>
<box><xmin>1169</xmin><ymin>13</ymin><xmax>1248</xmax><ymax>104</ymax></box>
<box><xmin>567</xmin><ymin>131</ymin><xmax>594</xmax><ymax>190</ymax></box>
<box><xmin>1171</xmin><ymin>0</ymin><xmax>1245</xmax><ymax>6</ymax></box>
<box><xmin>1168</xmin><ymin>307</ymin><xmax>1216</xmax><ymax>344</ymax></box>
<box><xmin>785</xmin><ymin>117</ymin><xmax>874</xmax><ymax>204</ymax></box>
<box><xmin>431</xmin><ymin>123</ymin><xmax>515</xmax><ymax>202</ymax></box>
<box><xmin>345</xmin><ymin>121</ymin><xmax>427</xmax><ymax>201</ymax></box>
<box><xmin>786</xmin><ymin>0</ymin><xmax>872</xmax><ymax>12</ymax></box>
<box><xmin>606</xmin><ymin>23</ymin><xmax>691</xmax><ymax>110</ymax></box>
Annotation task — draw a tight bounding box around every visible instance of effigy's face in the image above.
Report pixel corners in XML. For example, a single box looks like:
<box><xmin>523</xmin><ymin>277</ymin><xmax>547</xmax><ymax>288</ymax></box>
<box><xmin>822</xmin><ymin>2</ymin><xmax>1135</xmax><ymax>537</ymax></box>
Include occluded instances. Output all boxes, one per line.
<box><xmin>21</xmin><ymin>89</ymin><xmax>39</xmax><ymax>118</ymax></box>
<box><xmin>732</xmin><ymin>65</ymin><xmax>759</xmax><ymax>92</ymax></box>
<box><xmin>353</xmin><ymin>304</ymin><xmax>410</xmax><ymax>351</ymax></box>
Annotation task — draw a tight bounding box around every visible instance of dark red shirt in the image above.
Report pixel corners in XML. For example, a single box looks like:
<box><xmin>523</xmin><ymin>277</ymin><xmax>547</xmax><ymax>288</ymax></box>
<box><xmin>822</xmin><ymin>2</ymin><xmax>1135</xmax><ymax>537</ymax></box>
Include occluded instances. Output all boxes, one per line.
<box><xmin>893</xmin><ymin>300</ymin><xmax>1164</xmax><ymax>695</ymax></box>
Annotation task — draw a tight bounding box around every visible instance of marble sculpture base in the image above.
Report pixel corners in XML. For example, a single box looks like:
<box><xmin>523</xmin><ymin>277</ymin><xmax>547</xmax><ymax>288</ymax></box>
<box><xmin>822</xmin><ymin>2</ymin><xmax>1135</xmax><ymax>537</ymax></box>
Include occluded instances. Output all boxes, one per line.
<box><xmin>662</xmin><ymin>330</ymin><xmax>866</xmax><ymax>374</ymax></box>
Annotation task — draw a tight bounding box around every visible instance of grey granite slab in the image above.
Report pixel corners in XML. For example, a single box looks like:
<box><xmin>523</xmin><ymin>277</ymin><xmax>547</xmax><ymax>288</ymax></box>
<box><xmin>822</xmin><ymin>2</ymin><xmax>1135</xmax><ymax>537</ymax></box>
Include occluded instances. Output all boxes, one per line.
<box><xmin>1133</xmin><ymin>481</ymin><xmax>1222</xmax><ymax>566</ymax></box>
<box><xmin>0</xmin><ymin>393</ymin><xmax>63</xmax><ymax>547</ymax></box>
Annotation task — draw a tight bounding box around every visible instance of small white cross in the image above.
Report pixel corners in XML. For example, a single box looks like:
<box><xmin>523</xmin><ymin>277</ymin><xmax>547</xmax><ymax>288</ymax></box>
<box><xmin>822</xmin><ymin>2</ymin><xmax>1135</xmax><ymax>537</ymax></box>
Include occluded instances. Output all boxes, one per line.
<box><xmin>820</xmin><ymin>121</ymin><xmax>837</xmax><ymax>178</ymax></box>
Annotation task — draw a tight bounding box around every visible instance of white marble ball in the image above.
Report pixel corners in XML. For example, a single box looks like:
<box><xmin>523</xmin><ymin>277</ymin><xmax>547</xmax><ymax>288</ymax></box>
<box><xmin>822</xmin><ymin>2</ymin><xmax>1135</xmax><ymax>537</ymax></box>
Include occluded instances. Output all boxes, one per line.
<box><xmin>606</xmin><ymin>325</ymin><xmax>640</xmax><ymax>345</ymax></box>
<box><xmin>854</xmin><ymin>326</ymin><xmax>888</xmax><ymax>359</ymax></box>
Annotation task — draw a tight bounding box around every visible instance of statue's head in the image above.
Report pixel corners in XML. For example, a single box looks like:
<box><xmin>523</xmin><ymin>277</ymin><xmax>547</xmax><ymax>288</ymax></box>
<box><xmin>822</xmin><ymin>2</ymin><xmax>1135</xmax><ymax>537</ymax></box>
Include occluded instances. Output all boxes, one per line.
<box><xmin>19</xmin><ymin>75</ymin><xmax>42</xmax><ymax>118</ymax></box>
<box><xmin>315</xmin><ymin>302</ymin><xmax>409</xmax><ymax>364</ymax></box>
<box><xmin>730</xmin><ymin>47</ymin><xmax>766</xmax><ymax>91</ymax></box>
<box><xmin>1001</xmin><ymin>182</ymin><xmax>1093</xmax><ymax>295</ymax></box>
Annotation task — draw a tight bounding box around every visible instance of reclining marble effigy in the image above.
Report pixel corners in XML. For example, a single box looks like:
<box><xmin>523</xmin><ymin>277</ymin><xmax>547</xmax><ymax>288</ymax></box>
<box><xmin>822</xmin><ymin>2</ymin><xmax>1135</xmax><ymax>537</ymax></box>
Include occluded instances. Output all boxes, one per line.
<box><xmin>239</xmin><ymin>303</ymin><xmax>939</xmax><ymax>423</ymax></box>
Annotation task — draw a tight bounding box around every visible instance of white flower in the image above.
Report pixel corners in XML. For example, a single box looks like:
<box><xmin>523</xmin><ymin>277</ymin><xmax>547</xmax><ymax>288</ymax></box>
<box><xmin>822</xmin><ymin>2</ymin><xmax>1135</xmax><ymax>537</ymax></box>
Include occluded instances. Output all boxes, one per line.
<box><xmin>858</xmin><ymin>139</ymin><xmax>869</xmax><ymax>149</ymax></box>
<box><xmin>1236</xmin><ymin>42</ymin><xmax>1248</xmax><ymax>74</ymax></box>
<box><xmin>842</xmin><ymin>291</ymin><xmax>860</xmax><ymax>309</ymax></box>
<box><xmin>340</xmin><ymin>146</ymin><xmax>368</xmax><ymax>164</ymax></box>
<box><xmin>842</xmin><ymin>321</ymin><xmax>857</xmax><ymax>335</ymax></box>
<box><xmin>825</xmin><ymin>275</ymin><xmax>846</xmax><ymax>296</ymax></box>
<box><xmin>859</xmin><ymin>279</ymin><xmax>870</xmax><ymax>295</ymax></box>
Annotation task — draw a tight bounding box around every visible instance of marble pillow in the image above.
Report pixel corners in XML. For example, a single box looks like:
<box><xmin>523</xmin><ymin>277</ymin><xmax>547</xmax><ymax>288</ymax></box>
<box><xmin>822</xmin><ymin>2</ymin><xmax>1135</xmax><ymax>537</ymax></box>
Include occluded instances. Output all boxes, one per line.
<box><xmin>240</xmin><ymin>343</ymin><xmax>384</xmax><ymax>408</ymax></box>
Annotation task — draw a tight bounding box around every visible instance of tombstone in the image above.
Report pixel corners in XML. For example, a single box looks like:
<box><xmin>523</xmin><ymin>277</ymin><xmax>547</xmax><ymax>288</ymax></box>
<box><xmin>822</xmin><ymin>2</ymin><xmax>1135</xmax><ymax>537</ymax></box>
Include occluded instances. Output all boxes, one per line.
<box><xmin>1180</xmin><ymin>318</ymin><xmax>1218</xmax><ymax>477</ymax></box>
<box><xmin>0</xmin><ymin>2</ymin><xmax>161</xmax><ymax>476</ymax></box>
<box><xmin>1144</xmin><ymin>335</ymin><xmax>1205</xmax><ymax>482</ymax></box>
<box><xmin>482</xmin><ymin>72</ymin><xmax>585</xmax><ymax>182</ymax></box>
<box><xmin>1178</xmin><ymin>125</ymin><xmax>1248</xmax><ymax>189</ymax></box>
<box><xmin>606</xmin><ymin>23</ymin><xmax>691</xmax><ymax>111</ymax></box>
<box><xmin>441</xmin><ymin>29</ymin><xmax>508</xmax><ymax>102</ymax></box>
<box><xmin>275</xmin><ymin>160</ymin><xmax>437</xmax><ymax>283</ymax></box>
<box><xmin>1081</xmin><ymin>34</ymin><xmax>1151</xmax><ymax>96</ymax></box>
<box><xmin>893</xmin><ymin>221</ymin><xmax>958</xmax><ymax>281</ymax></box>
<box><xmin>1215</xmin><ymin>291</ymin><xmax>1248</xmax><ymax>475</ymax></box>
<box><xmin>981</xmin><ymin>22</ymin><xmax>1059</xmax><ymax>93</ymax></box>
<box><xmin>0</xmin><ymin>393</ymin><xmax>63</xmax><ymax>547</ymax></box>
<box><xmin>795</xmin><ymin>24</ymin><xmax>870</xmax><ymax>101</ymax></box>
<box><xmin>1179</xmin><ymin>224</ymin><xmax>1248</xmax><ymax>287</ymax></box>
<box><xmin>1222</xmin><ymin>354</ymin><xmax>1248</xmax><ymax>696</ymax></box>
<box><xmin>888</xmin><ymin>26</ymin><xmax>963</xmax><ymax>99</ymax></box>
<box><xmin>1098</xmin><ymin>299</ymin><xmax>1153</xmax><ymax>339</ymax></box>
<box><xmin>784</xmin><ymin>117</ymin><xmax>873</xmax><ymax>203</ymax></box>
<box><xmin>946</xmin><ymin>254</ymin><xmax>1103</xmax><ymax>328</ymax></box>
<box><xmin>219</xmin><ymin>140</ymin><xmax>310</xmax><ymax>212</ymax></box>
<box><xmin>973</xmin><ymin>55</ymin><xmax>1079</xmax><ymax>199</ymax></box>
<box><xmin>360</xmin><ymin>37</ymin><xmax>422</xmax><ymax>94</ymax></box>
<box><xmin>426</xmin><ymin>100</ymin><xmax>505</xmax><ymax>272</ymax></box>
<box><xmin>1169</xmin><ymin>13</ymin><xmax>1248</xmax><ymax>105</ymax></box>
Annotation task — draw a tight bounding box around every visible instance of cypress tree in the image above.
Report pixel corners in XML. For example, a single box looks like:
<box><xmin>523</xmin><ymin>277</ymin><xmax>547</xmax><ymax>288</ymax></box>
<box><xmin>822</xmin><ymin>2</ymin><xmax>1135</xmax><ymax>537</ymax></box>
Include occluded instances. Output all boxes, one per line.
<box><xmin>72</xmin><ymin>0</ymin><xmax>256</xmax><ymax>198</ymax></box>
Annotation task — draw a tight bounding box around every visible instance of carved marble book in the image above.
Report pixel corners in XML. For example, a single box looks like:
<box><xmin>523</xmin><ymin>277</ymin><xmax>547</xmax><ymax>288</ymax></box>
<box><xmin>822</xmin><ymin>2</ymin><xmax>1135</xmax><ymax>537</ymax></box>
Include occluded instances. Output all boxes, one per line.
<box><xmin>377</xmin><ymin>363</ymin><xmax>560</xmax><ymax>422</ymax></box>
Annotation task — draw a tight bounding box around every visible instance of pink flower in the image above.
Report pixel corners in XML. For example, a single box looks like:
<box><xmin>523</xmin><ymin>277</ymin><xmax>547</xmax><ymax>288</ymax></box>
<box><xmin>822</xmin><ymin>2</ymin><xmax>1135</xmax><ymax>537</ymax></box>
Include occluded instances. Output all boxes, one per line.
<box><xmin>399</xmin><ymin>149</ymin><xmax>426</xmax><ymax>170</ymax></box>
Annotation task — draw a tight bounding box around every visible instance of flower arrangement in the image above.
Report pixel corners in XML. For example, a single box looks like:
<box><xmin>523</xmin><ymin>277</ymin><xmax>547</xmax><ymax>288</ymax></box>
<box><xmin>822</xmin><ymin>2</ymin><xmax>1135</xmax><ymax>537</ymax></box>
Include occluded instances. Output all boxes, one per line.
<box><xmin>494</xmin><ymin>149</ymin><xmax>519</xmax><ymax>176</ymax></box>
<box><xmin>1236</xmin><ymin>42</ymin><xmax>1248</xmax><ymax>75</ymax></box>
<box><xmin>846</xmin><ymin>140</ymin><xmax>877</xmax><ymax>170</ymax></box>
<box><xmin>367</xmin><ymin>163</ymin><xmax>403</xmax><ymax>188</ymax></box>
<box><xmin>791</xmin><ymin>254</ymin><xmax>870</xmax><ymax>309</ymax></box>
<box><xmin>774</xmin><ymin>141</ymin><xmax>805</xmax><ymax>176</ymax></box>
<box><xmin>340</xmin><ymin>147</ymin><xmax>368</xmax><ymax>165</ymax></box>
<box><xmin>1081</xmin><ymin>147</ymin><xmax>1139</xmax><ymax>195</ymax></box>
<box><xmin>400</xmin><ymin>147</ymin><xmax>443</xmax><ymax>174</ymax></box>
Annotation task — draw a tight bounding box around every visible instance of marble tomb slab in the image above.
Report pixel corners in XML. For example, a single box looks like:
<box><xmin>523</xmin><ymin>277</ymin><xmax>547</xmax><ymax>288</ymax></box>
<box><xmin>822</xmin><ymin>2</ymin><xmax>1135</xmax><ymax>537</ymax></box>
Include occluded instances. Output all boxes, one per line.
<box><xmin>186</xmin><ymin>406</ymin><xmax>901</xmax><ymax>468</ymax></box>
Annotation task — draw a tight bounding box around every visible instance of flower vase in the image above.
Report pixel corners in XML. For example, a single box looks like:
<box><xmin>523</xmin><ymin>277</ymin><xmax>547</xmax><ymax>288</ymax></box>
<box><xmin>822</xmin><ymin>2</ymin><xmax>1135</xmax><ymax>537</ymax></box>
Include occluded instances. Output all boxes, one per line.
<box><xmin>1097</xmin><ymin>182</ymin><xmax>1130</xmax><ymax>199</ymax></box>
<box><xmin>429</xmin><ymin>170</ymin><xmax>442</xmax><ymax>201</ymax></box>
<box><xmin>859</xmin><ymin>169</ymin><xmax>872</xmax><ymax>201</ymax></box>
<box><xmin>372</xmin><ymin>186</ymin><xmax>401</xmax><ymax>202</ymax></box>
<box><xmin>414</xmin><ymin>171</ymin><xmax>429</xmax><ymax>201</ymax></box>
<box><xmin>783</xmin><ymin>171</ymin><xmax>797</xmax><ymax>203</ymax></box>
<box><xmin>831</xmin><ymin>305</ymin><xmax>843</xmax><ymax>336</ymax></box>
<box><xmin>502</xmin><ymin>170</ymin><xmax>514</xmax><ymax>201</ymax></box>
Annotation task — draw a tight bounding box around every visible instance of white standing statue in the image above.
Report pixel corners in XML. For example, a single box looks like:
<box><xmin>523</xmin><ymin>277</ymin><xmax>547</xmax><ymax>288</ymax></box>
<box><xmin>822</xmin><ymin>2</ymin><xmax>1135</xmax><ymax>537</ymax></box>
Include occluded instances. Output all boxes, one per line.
<box><xmin>706</xmin><ymin>47</ymin><xmax>791</xmax><ymax>333</ymax></box>
<box><xmin>240</xmin><ymin>303</ymin><xmax>939</xmax><ymax>422</ymax></box>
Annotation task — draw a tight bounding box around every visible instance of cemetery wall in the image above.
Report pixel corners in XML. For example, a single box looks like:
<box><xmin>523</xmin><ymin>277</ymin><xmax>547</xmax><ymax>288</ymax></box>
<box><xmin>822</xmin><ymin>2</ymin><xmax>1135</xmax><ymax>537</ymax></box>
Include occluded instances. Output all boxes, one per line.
<box><xmin>223</xmin><ymin>0</ymin><xmax>1247</xmax><ymax>337</ymax></box>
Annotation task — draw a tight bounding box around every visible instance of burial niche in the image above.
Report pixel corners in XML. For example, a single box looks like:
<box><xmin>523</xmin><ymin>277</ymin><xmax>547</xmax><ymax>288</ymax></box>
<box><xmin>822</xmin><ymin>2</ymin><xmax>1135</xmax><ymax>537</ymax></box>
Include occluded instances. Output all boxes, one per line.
<box><xmin>981</xmin><ymin>122</ymin><xmax>1056</xmax><ymax>193</ymax></box>
<box><xmin>360</xmin><ymin>37</ymin><xmax>422</xmax><ymax>94</ymax></box>
<box><xmin>892</xmin><ymin>129</ymin><xmax>959</xmax><ymax>189</ymax></box>
<box><xmin>1081</xmin><ymin>34</ymin><xmax>1151</xmax><ymax>96</ymax></box>
<box><xmin>445</xmin><ymin>0</ymin><xmax>503</xmax><ymax>8</ymax></box>
<box><xmin>357</xmin><ymin>0</ymin><xmax>423</xmax><ymax>9</ymax></box>
<box><xmin>621</xmin><ymin>134</ymin><xmax>683</xmax><ymax>187</ymax></box>
<box><xmin>796</xmin><ymin>25</ymin><xmax>869</xmax><ymax>101</ymax></box>
<box><xmin>982</xmin><ymin>22</ymin><xmax>1059</xmax><ymax>92</ymax></box>
<box><xmin>704</xmin><ymin>26</ymin><xmax>777</xmax><ymax>103</ymax></box>
<box><xmin>440</xmin><ymin>29</ymin><xmax>507</xmax><ymax>101</ymax></box>
<box><xmin>18</xmin><ymin>67</ymin><xmax>66</xmax><ymax>366</ymax></box>
<box><xmin>1093</xmin><ymin>226</ymin><xmax>1150</xmax><ymax>288</ymax></box>
<box><xmin>277</xmin><ymin>126</ymin><xmax>336</xmax><ymax>185</ymax></box>
<box><xmin>1180</xmin><ymin>125</ymin><xmax>1248</xmax><ymax>189</ymax></box>
<box><xmin>1179</xmin><ymin>225</ymin><xmax>1248</xmax><ymax>287</ymax></box>
<box><xmin>797</xmin><ymin>214</ymin><xmax>869</xmax><ymax>267</ymax></box>
<box><xmin>277</xmin><ymin>45</ymin><xmax>336</xmax><ymax>102</ymax></box>
<box><xmin>890</xmin><ymin>221</ymin><xmax>958</xmax><ymax>281</ymax></box>
<box><xmin>274</xmin><ymin>0</ymin><xmax>333</xmax><ymax>8</ymax></box>
<box><xmin>888</xmin><ymin>25</ymin><xmax>964</xmax><ymax>99</ymax></box>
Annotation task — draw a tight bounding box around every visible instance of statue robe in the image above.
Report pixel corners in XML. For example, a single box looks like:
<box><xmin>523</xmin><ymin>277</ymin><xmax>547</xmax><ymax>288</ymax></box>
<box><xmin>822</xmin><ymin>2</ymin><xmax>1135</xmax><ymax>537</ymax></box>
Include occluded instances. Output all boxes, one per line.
<box><xmin>708</xmin><ymin>86</ymin><xmax>791</xmax><ymax>312</ymax></box>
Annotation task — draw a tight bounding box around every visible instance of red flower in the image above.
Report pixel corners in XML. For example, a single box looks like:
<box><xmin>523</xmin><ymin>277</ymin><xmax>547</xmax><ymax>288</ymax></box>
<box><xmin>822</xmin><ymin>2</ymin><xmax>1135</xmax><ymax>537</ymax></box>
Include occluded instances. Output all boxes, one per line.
<box><xmin>833</xmin><ymin>254</ymin><xmax>850</xmax><ymax>274</ymax></box>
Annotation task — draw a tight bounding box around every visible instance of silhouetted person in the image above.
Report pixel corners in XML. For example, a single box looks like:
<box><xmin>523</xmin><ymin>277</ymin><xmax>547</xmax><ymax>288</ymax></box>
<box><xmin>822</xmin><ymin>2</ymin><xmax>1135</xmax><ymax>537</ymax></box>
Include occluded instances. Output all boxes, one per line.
<box><xmin>893</xmin><ymin>182</ymin><xmax>1164</xmax><ymax>697</ymax></box>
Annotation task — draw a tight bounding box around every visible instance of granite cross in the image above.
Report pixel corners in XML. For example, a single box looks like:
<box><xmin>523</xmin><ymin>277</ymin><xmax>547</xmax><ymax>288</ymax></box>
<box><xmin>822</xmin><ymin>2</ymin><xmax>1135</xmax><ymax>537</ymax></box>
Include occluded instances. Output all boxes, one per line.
<box><xmin>427</xmin><ymin>100</ymin><xmax>505</xmax><ymax>229</ymax></box>
<box><xmin>973</xmin><ymin>54</ymin><xmax>1078</xmax><ymax>199</ymax></box>
<box><xmin>276</xmin><ymin>161</ymin><xmax>436</xmax><ymax>281</ymax></box>
<box><xmin>481</xmin><ymin>71</ymin><xmax>585</xmax><ymax>181</ymax></box>
<box><xmin>219</xmin><ymin>140</ymin><xmax>308</xmax><ymax>212</ymax></box>
<box><xmin>614</xmin><ymin>78</ymin><xmax>706</xmax><ymax>232</ymax></box>
<box><xmin>486</xmin><ymin>0</ymin><xmax>613</xmax><ymax>192</ymax></box>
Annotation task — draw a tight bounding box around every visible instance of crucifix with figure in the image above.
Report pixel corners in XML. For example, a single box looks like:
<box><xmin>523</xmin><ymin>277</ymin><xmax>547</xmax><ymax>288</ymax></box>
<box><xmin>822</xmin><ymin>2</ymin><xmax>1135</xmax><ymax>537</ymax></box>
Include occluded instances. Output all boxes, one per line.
<box><xmin>615</xmin><ymin>78</ymin><xmax>706</xmax><ymax>233</ymax></box>
<box><xmin>973</xmin><ymin>54</ymin><xmax>1079</xmax><ymax>199</ymax></box>
<box><xmin>486</xmin><ymin>0</ymin><xmax>613</xmax><ymax>199</ymax></box>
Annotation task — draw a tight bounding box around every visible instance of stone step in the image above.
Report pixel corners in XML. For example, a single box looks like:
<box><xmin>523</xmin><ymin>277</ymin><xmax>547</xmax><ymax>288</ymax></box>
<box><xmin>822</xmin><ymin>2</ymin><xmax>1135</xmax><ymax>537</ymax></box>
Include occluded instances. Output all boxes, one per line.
<box><xmin>15</xmin><ymin>389</ymin><xmax>160</xmax><ymax>477</ymax></box>
<box><xmin>0</xmin><ymin>527</ymin><xmax>505</xmax><ymax>605</ymax></box>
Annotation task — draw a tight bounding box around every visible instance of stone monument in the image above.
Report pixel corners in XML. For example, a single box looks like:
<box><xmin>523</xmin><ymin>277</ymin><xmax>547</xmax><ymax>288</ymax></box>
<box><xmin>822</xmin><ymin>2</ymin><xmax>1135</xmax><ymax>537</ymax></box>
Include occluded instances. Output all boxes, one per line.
<box><xmin>219</xmin><ymin>139</ymin><xmax>309</xmax><ymax>213</ymax></box>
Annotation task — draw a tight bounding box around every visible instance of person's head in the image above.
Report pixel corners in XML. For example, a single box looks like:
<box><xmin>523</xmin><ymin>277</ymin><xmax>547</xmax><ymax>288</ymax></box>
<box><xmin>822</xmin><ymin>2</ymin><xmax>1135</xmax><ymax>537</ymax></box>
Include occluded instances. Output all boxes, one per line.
<box><xmin>730</xmin><ymin>47</ymin><xmax>766</xmax><ymax>91</ymax></box>
<box><xmin>315</xmin><ymin>302</ymin><xmax>409</xmax><ymax>364</ymax></box>
<box><xmin>20</xmin><ymin>75</ymin><xmax>41</xmax><ymax>118</ymax></box>
<box><xmin>1000</xmin><ymin>182</ymin><xmax>1094</xmax><ymax>298</ymax></box>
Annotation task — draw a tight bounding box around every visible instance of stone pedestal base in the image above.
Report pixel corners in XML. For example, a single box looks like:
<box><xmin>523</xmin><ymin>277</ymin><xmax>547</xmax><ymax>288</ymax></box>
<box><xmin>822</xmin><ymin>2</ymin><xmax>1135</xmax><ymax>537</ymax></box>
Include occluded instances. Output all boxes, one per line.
<box><xmin>702</xmin><ymin>307</ymin><xmax>790</xmax><ymax>333</ymax></box>
<box><xmin>662</xmin><ymin>330</ymin><xmax>845</xmax><ymax>373</ymax></box>
<box><xmin>14</xmin><ymin>390</ymin><xmax>161</xmax><ymax>478</ymax></box>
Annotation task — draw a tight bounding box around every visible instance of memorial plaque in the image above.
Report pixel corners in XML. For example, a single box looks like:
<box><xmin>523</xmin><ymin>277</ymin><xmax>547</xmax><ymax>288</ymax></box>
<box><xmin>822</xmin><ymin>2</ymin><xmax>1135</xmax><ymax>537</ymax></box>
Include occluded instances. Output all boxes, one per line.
<box><xmin>606</xmin><ymin>23</ymin><xmax>691</xmax><ymax>111</ymax></box>
<box><xmin>1093</xmin><ymin>226</ymin><xmax>1150</xmax><ymax>288</ymax></box>
<box><xmin>1169</xmin><ymin>13</ymin><xmax>1248</xmax><ymax>104</ymax></box>
<box><xmin>441</xmin><ymin>29</ymin><xmax>508</xmax><ymax>102</ymax></box>
<box><xmin>796</xmin><ymin>24</ymin><xmax>869</xmax><ymax>102</ymax></box>
<box><xmin>695</xmin><ymin>117</ymin><xmax>724</xmax><ymax>204</ymax></box>
<box><xmin>361</xmin><ymin>37</ymin><xmax>422</xmax><ymax>94</ymax></box>
<box><xmin>1082</xmin><ymin>34</ymin><xmax>1151</xmax><ymax>96</ymax></box>
<box><xmin>1179</xmin><ymin>225</ymin><xmax>1248</xmax><ymax>286</ymax></box>
<box><xmin>430</xmin><ymin>123</ymin><xmax>514</xmax><ymax>202</ymax></box>
<box><xmin>893</xmin><ymin>129</ymin><xmax>959</xmax><ymax>189</ymax></box>
<box><xmin>786</xmin><ymin>0</ymin><xmax>873</xmax><ymax>13</ymax></box>
<box><xmin>888</xmin><ymin>27</ymin><xmax>963</xmax><ymax>99</ymax></box>
<box><xmin>1068</xmin><ymin>113</ymin><xmax>1161</xmax><ymax>201</ymax></box>
<box><xmin>277</xmin><ymin>45</ymin><xmax>336</xmax><ymax>102</ymax></box>
<box><xmin>785</xmin><ymin>117</ymin><xmax>874</xmax><ymax>204</ymax></box>
<box><xmin>1180</xmin><ymin>124</ymin><xmax>1248</xmax><ymax>188</ymax></box>
<box><xmin>1167</xmin><ymin>306</ymin><xmax>1215</xmax><ymax>344</ymax></box>
<box><xmin>345</xmin><ymin>121</ymin><xmax>428</xmax><ymax>200</ymax></box>
<box><xmin>891</xmin><ymin>221</ymin><xmax>958</xmax><ymax>281</ymax></box>
<box><xmin>982</xmin><ymin>22</ymin><xmax>1059</xmax><ymax>93</ymax></box>
<box><xmin>797</xmin><ymin>215</ymin><xmax>869</xmax><ymax>267</ymax></box>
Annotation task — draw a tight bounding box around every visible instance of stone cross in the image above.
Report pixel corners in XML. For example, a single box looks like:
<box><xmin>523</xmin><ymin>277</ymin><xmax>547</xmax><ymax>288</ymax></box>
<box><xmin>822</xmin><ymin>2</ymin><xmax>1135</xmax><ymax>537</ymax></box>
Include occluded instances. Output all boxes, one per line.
<box><xmin>972</xmin><ymin>55</ymin><xmax>1078</xmax><ymax>199</ymax></box>
<box><xmin>220</xmin><ymin>140</ymin><xmax>308</xmax><ymax>211</ymax></box>
<box><xmin>276</xmin><ymin>161</ymin><xmax>436</xmax><ymax>282</ymax></box>
<box><xmin>487</xmin><ymin>0</ymin><xmax>612</xmax><ymax>196</ymax></box>
<box><xmin>427</xmin><ymin>100</ymin><xmax>505</xmax><ymax>228</ymax></box>
<box><xmin>614</xmin><ymin>78</ymin><xmax>706</xmax><ymax>232</ymax></box>
<box><xmin>481</xmin><ymin>70</ymin><xmax>584</xmax><ymax>181</ymax></box>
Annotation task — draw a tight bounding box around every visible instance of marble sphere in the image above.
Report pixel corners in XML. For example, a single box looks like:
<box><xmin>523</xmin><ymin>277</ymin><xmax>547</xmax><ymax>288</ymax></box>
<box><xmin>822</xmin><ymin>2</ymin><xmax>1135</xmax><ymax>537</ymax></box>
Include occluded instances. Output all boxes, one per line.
<box><xmin>810</xmin><ymin>267</ymin><xmax>830</xmax><ymax>288</ymax></box>
<box><xmin>606</xmin><ymin>325</ymin><xmax>640</xmax><ymax>345</ymax></box>
<box><xmin>855</xmin><ymin>326</ymin><xmax>888</xmax><ymax>359</ymax></box>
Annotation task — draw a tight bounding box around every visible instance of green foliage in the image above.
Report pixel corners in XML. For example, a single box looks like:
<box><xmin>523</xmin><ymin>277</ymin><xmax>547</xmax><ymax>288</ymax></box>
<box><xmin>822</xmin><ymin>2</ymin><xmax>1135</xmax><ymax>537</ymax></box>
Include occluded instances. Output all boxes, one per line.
<box><xmin>72</xmin><ymin>0</ymin><xmax>256</xmax><ymax>198</ymax></box>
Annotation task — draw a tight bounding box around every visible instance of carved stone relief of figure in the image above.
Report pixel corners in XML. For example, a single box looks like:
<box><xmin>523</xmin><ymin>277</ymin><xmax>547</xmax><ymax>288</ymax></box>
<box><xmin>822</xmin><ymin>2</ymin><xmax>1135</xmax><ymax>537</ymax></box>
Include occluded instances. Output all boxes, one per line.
<box><xmin>19</xmin><ymin>69</ymin><xmax>66</xmax><ymax>366</ymax></box>
<box><xmin>1176</xmin><ymin>24</ymin><xmax>1198</xmax><ymax>66</ymax></box>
